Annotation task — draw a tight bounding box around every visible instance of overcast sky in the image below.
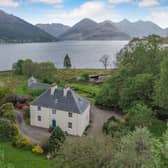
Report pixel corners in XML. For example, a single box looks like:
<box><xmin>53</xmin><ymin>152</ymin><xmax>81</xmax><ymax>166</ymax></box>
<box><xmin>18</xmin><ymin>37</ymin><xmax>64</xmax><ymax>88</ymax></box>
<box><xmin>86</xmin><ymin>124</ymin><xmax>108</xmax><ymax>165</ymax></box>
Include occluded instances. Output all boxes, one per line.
<box><xmin>0</xmin><ymin>0</ymin><xmax>168</xmax><ymax>28</ymax></box>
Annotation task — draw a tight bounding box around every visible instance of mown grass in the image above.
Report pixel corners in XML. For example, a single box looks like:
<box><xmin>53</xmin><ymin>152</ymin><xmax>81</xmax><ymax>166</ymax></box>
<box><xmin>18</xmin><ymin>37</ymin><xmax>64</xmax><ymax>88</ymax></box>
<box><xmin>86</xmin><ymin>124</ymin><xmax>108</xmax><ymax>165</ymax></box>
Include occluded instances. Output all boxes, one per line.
<box><xmin>16</xmin><ymin>84</ymin><xmax>45</xmax><ymax>98</ymax></box>
<box><xmin>70</xmin><ymin>83</ymin><xmax>100</xmax><ymax>95</ymax></box>
<box><xmin>69</xmin><ymin>83</ymin><xmax>101</xmax><ymax>103</ymax></box>
<box><xmin>16</xmin><ymin>84</ymin><xmax>28</xmax><ymax>96</ymax></box>
<box><xmin>0</xmin><ymin>142</ymin><xmax>53</xmax><ymax>168</ymax></box>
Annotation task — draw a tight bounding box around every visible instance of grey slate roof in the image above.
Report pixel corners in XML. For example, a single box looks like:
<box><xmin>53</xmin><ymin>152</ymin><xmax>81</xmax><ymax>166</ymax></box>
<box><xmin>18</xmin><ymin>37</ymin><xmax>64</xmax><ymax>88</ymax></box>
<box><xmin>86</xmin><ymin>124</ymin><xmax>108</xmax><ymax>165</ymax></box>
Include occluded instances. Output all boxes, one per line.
<box><xmin>28</xmin><ymin>76</ymin><xmax>50</xmax><ymax>89</ymax></box>
<box><xmin>31</xmin><ymin>87</ymin><xmax>90</xmax><ymax>114</ymax></box>
<box><xmin>29</xmin><ymin>82</ymin><xmax>50</xmax><ymax>89</ymax></box>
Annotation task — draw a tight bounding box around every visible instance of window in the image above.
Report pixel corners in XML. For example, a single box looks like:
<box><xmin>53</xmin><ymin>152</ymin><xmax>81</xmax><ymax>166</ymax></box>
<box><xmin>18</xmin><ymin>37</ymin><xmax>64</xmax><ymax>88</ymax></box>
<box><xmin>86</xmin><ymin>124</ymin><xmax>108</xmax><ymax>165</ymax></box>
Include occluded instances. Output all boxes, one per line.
<box><xmin>68</xmin><ymin>122</ymin><xmax>72</xmax><ymax>129</ymax></box>
<box><xmin>52</xmin><ymin>109</ymin><xmax>56</xmax><ymax>115</ymax></box>
<box><xmin>37</xmin><ymin>115</ymin><xmax>42</xmax><ymax>122</ymax></box>
<box><xmin>68</xmin><ymin>112</ymin><xmax>73</xmax><ymax>118</ymax></box>
<box><xmin>38</xmin><ymin>106</ymin><xmax>41</xmax><ymax>111</ymax></box>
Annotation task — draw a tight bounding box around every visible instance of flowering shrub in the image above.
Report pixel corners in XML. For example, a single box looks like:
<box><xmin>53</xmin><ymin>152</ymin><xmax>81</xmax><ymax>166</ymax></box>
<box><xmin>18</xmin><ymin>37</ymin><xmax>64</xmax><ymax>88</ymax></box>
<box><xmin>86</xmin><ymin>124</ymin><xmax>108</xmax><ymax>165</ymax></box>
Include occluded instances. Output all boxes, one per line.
<box><xmin>12</xmin><ymin>136</ymin><xmax>32</xmax><ymax>150</ymax></box>
<box><xmin>16</xmin><ymin>103</ymin><xmax>29</xmax><ymax>110</ymax></box>
<box><xmin>32</xmin><ymin>145</ymin><xmax>44</xmax><ymax>154</ymax></box>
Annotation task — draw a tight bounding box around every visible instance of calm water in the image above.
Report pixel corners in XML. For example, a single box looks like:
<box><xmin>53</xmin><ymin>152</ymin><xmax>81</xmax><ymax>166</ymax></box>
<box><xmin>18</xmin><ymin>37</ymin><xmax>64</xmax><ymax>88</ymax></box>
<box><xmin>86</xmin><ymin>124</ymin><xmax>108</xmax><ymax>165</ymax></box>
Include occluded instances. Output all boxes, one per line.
<box><xmin>0</xmin><ymin>41</ymin><xmax>128</xmax><ymax>70</ymax></box>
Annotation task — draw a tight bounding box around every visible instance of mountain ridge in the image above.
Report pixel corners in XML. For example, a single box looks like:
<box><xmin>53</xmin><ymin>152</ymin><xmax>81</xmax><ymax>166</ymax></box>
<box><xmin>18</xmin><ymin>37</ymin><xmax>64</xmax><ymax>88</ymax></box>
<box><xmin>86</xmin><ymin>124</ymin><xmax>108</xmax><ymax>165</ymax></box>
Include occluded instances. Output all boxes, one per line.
<box><xmin>36</xmin><ymin>23</ymin><xmax>70</xmax><ymax>38</ymax></box>
<box><xmin>56</xmin><ymin>18</ymin><xmax>130</xmax><ymax>40</ymax></box>
<box><xmin>0</xmin><ymin>9</ymin><xmax>56</xmax><ymax>42</ymax></box>
<box><xmin>37</xmin><ymin>18</ymin><xmax>168</xmax><ymax>40</ymax></box>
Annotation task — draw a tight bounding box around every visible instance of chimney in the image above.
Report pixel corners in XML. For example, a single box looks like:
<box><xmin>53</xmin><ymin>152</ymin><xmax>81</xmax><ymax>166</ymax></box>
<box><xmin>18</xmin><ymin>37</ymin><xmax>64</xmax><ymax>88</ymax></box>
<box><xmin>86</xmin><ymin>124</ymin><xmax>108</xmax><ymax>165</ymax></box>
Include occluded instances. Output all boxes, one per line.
<box><xmin>64</xmin><ymin>86</ymin><xmax>70</xmax><ymax>97</ymax></box>
<box><xmin>51</xmin><ymin>84</ymin><xmax>58</xmax><ymax>96</ymax></box>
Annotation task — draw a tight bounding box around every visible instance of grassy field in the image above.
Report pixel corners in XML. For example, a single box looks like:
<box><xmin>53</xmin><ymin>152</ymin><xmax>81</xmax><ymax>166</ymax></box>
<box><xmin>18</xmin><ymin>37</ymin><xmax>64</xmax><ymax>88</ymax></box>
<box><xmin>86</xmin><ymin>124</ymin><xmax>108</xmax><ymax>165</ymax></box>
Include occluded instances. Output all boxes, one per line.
<box><xmin>0</xmin><ymin>142</ymin><xmax>53</xmax><ymax>168</ymax></box>
<box><xmin>0</xmin><ymin>72</ymin><xmax>26</xmax><ymax>91</ymax></box>
<box><xmin>70</xmin><ymin>83</ymin><xmax>101</xmax><ymax>103</ymax></box>
<box><xmin>55</xmin><ymin>69</ymin><xmax>112</xmax><ymax>80</ymax></box>
<box><xmin>0</xmin><ymin>69</ymin><xmax>111</xmax><ymax>87</ymax></box>
<box><xmin>0</xmin><ymin>69</ymin><xmax>110</xmax><ymax>100</ymax></box>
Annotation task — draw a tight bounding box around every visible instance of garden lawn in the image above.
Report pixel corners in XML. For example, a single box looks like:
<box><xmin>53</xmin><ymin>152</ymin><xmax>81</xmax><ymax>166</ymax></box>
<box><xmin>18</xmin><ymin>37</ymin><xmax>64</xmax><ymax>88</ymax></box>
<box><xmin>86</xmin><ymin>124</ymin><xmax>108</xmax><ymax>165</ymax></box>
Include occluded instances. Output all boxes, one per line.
<box><xmin>0</xmin><ymin>142</ymin><xmax>53</xmax><ymax>168</ymax></box>
<box><xmin>69</xmin><ymin>83</ymin><xmax>101</xmax><ymax>103</ymax></box>
<box><xmin>16</xmin><ymin>84</ymin><xmax>28</xmax><ymax>96</ymax></box>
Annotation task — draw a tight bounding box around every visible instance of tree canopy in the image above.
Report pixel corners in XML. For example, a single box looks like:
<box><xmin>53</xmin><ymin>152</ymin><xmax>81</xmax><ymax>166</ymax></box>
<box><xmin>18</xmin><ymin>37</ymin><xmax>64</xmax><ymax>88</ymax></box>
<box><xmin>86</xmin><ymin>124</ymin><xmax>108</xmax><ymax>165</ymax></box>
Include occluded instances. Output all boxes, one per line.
<box><xmin>64</xmin><ymin>54</ymin><xmax>72</xmax><ymax>69</ymax></box>
<box><xmin>96</xmin><ymin>35</ymin><xmax>168</xmax><ymax>117</ymax></box>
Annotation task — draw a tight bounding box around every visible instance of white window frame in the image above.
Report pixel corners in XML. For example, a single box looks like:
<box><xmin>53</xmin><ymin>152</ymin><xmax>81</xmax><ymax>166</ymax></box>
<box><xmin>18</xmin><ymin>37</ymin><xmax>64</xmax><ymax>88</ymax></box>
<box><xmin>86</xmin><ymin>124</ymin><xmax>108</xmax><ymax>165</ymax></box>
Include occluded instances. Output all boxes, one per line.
<box><xmin>52</xmin><ymin>109</ymin><xmax>56</xmax><ymax>115</ymax></box>
<box><xmin>37</xmin><ymin>115</ymin><xmax>42</xmax><ymax>122</ymax></box>
<box><xmin>68</xmin><ymin>122</ymin><xmax>72</xmax><ymax>129</ymax></box>
<box><xmin>68</xmin><ymin>112</ymin><xmax>73</xmax><ymax>118</ymax></box>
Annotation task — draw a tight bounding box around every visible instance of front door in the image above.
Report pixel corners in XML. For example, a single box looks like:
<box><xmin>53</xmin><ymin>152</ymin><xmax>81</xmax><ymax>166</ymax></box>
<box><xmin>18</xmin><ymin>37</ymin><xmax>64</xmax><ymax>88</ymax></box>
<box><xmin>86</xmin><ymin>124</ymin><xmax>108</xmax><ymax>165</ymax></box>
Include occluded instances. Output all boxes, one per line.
<box><xmin>52</xmin><ymin>120</ymin><xmax>56</xmax><ymax>127</ymax></box>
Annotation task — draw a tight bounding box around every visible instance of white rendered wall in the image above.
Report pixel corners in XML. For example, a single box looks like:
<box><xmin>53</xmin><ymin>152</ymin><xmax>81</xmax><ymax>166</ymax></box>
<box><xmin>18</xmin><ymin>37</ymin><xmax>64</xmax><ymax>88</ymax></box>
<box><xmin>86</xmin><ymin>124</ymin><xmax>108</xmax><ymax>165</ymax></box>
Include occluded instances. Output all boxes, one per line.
<box><xmin>30</xmin><ymin>104</ymin><xmax>90</xmax><ymax>136</ymax></box>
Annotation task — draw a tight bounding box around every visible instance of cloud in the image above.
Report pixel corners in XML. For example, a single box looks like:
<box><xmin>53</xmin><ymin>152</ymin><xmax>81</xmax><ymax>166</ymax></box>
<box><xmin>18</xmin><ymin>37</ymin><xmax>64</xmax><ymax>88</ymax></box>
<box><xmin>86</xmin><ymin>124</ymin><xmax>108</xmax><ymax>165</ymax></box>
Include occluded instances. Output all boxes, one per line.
<box><xmin>0</xmin><ymin>0</ymin><xmax>19</xmax><ymax>7</ymax></box>
<box><xmin>146</xmin><ymin>11</ymin><xmax>168</xmax><ymax>28</ymax></box>
<box><xmin>30</xmin><ymin>0</ymin><xmax>63</xmax><ymax>4</ymax></box>
<box><xmin>138</xmin><ymin>0</ymin><xmax>159</xmax><ymax>7</ymax></box>
<box><xmin>109</xmin><ymin>0</ymin><xmax>131</xmax><ymax>4</ymax></box>
<box><xmin>46</xmin><ymin>1</ymin><xmax>122</xmax><ymax>25</ymax></box>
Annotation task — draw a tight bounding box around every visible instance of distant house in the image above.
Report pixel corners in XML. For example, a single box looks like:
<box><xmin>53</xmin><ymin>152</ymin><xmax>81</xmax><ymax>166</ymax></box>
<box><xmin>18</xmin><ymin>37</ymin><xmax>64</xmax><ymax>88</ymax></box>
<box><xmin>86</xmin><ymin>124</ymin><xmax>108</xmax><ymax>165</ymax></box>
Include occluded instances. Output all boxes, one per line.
<box><xmin>30</xmin><ymin>85</ymin><xmax>90</xmax><ymax>136</ymax></box>
<box><xmin>28</xmin><ymin>76</ymin><xmax>50</xmax><ymax>89</ymax></box>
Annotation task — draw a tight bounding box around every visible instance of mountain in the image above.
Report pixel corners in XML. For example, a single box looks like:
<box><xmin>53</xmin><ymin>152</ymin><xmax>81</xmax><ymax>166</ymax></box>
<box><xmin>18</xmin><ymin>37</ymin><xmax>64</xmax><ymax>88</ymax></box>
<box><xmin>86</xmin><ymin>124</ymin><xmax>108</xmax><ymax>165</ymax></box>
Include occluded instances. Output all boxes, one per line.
<box><xmin>164</xmin><ymin>28</ymin><xmax>168</xmax><ymax>36</ymax></box>
<box><xmin>35</xmin><ymin>18</ymin><xmax>168</xmax><ymax>41</ymax></box>
<box><xmin>114</xmin><ymin>19</ymin><xmax>166</xmax><ymax>37</ymax></box>
<box><xmin>36</xmin><ymin>23</ymin><xmax>70</xmax><ymax>38</ymax></box>
<box><xmin>0</xmin><ymin>10</ymin><xmax>56</xmax><ymax>42</ymax></box>
<box><xmin>59</xmin><ymin>18</ymin><xmax>130</xmax><ymax>40</ymax></box>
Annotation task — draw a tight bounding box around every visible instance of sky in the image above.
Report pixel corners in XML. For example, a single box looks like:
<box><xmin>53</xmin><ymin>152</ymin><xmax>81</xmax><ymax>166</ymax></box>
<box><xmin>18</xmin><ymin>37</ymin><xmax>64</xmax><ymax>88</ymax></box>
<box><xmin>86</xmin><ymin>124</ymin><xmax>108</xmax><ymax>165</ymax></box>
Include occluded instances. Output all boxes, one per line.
<box><xmin>0</xmin><ymin>0</ymin><xmax>168</xmax><ymax>28</ymax></box>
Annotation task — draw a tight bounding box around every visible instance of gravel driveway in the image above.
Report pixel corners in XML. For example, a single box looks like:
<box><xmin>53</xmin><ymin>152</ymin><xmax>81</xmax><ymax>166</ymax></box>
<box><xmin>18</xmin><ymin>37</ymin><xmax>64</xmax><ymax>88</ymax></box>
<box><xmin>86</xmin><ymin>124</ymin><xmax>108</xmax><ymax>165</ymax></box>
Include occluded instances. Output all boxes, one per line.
<box><xmin>88</xmin><ymin>105</ymin><xmax>121</xmax><ymax>136</ymax></box>
<box><xmin>15</xmin><ymin>111</ymin><xmax>50</xmax><ymax>145</ymax></box>
<box><xmin>15</xmin><ymin>105</ymin><xmax>121</xmax><ymax>144</ymax></box>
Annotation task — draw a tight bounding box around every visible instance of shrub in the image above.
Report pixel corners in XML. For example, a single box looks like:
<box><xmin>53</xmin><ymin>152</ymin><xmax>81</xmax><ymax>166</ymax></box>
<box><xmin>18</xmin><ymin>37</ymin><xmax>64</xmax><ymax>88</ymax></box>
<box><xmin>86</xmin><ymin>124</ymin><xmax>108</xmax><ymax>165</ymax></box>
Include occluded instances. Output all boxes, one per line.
<box><xmin>103</xmin><ymin>116</ymin><xmax>129</xmax><ymax>137</ymax></box>
<box><xmin>0</xmin><ymin>119</ymin><xmax>19</xmax><ymax>141</ymax></box>
<box><xmin>80</xmin><ymin>73</ymin><xmax>89</xmax><ymax>81</ymax></box>
<box><xmin>0</xmin><ymin>103</ymin><xmax>15</xmax><ymax>121</ymax></box>
<box><xmin>126</xmin><ymin>103</ymin><xmax>154</xmax><ymax>129</ymax></box>
<box><xmin>0</xmin><ymin>94</ymin><xmax>17</xmax><ymax>106</ymax></box>
<box><xmin>22</xmin><ymin>106</ymin><xmax>30</xmax><ymax>119</ymax></box>
<box><xmin>12</xmin><ymin>136</ymin><xmax>32</xmax><ymax>150</ymax></box>
<box><xmin>48</xmin><ymin>127</ymin><xmax>66</xmax><ymax>155</ymax></box>
<box><xmin>16</xmin><ymin>103</ymin><xmax>29</xmax><ymax>110</ymax></box>
<box><xmin>0</xmin><ymin>87</ymin><xmax>13</xmax><ymax>100</ymax></box>
<box><xmin>32</xmin><ymin>145</ymin><xmax>44</xmax><ymax>155</ymax></box>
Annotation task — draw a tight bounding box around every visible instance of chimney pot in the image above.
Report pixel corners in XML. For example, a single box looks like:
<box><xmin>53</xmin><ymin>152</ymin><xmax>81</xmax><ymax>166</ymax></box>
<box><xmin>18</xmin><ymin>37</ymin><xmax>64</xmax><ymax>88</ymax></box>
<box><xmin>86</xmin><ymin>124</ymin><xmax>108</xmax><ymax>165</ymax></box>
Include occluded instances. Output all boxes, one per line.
<box><xmin>64</xmin><ymin>86</ymin><xmax>70</xmax><ymax>97</ymax></box>
<box><xmin>51</xmin><ymin>84</ymin><xmax>58</xmax><ymax>95</ymax></box>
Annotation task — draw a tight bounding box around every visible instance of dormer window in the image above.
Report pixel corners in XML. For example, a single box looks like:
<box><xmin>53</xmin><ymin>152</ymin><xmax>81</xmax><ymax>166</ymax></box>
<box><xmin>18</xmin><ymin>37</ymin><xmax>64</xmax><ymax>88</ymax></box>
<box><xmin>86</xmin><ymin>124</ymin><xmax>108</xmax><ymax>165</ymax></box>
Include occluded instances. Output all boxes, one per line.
<box><xmin>38</xmin><ymin>106</ymin><xmax>41</xmax><ymax>111</ymax></box>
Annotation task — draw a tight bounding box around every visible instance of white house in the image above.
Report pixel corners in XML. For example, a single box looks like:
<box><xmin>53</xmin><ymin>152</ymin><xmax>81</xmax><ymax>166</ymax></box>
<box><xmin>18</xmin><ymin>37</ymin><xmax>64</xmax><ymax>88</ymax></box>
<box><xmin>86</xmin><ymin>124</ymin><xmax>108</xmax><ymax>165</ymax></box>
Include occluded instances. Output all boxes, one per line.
<box><xmin>30</xmin><ymin>85</ymin><xmax>90</xmax><ymax>136</ymax></box>
<box><xmin>28</xmin><ymin>76</ymin><xmax>50</xmax><ymax>89</ymax></box>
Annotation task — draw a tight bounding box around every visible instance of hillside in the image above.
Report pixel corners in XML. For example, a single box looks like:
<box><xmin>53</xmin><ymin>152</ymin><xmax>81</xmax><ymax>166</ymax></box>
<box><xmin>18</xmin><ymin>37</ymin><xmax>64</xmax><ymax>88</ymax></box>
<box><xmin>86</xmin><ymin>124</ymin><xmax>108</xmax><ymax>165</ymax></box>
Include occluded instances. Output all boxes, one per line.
<box><xmin>0</xmin><ymin>10</ymin><xmax>56</xmax><ymax>43</ymax></box>
<box><xmin>38</xmin><ymin>18</ymin><xmax>168</xmax><ymax>40</ymax></box>
<box><xmin>36</xmin><ymin>23</ymin><xmax>70</xmax><ymax>38</ymax></box>
<box><xmin>114</xmin><ymin>19</ymin><xmax>166</xmax><ymax>37</ymax></box>
<box><xmin>59</xmin><ymin>18</ymin><xmax>130</xmax><ymax>40</ymax></box>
